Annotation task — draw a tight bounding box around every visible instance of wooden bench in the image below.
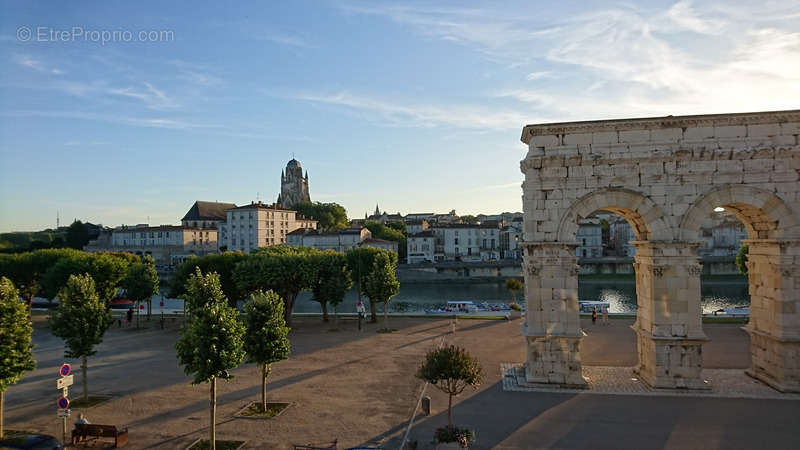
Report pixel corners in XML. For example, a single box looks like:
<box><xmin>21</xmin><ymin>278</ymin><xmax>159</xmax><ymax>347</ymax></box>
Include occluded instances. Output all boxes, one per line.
<box><xmin>72</xmin><ymin>424</ymin><xmax>128</xmax><ymax>448</ymax></box>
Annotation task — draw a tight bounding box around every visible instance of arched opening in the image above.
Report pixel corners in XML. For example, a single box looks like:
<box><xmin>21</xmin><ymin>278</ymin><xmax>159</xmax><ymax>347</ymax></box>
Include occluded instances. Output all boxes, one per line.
<box><xmin>681</xmin><ymin>186</ymin><xmax>800</xmax><ymax>392</ymax></box>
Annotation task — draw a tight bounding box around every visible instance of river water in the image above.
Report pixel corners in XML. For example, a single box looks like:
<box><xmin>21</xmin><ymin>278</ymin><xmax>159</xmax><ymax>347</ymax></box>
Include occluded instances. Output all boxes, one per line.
<box><xmin>290</xmin><ymin>279</ymin><xmax>750</xmax><ymax>315</ymax></box>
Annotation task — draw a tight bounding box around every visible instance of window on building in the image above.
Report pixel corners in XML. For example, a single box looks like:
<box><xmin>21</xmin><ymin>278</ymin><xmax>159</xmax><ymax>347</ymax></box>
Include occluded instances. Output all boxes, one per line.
<box><xmin>491</xmin><ymin>239</ymin><xmax>495</xmax><ymax>248</ymax></box>
<box><xmin>454</xmin><ymin>238</ymin><xmax>459</xmax><ymax>245</ymax></box>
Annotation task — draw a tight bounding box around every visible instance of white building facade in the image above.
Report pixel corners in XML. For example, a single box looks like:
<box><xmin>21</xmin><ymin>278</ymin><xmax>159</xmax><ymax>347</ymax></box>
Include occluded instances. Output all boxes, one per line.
<box><xmin>407</xmin><ymin>230</ymin><xmax>435</xmax><ymax>263</ymax></box>
<box><xmin>219</xmin><ymin>202</ymin><xmax>317</xmax><ymax>253</ymax></box>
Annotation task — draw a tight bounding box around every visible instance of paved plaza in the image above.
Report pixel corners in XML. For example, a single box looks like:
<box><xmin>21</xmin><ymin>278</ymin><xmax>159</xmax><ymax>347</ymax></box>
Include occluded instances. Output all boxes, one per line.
<box><xmin>6</xmin><ymin>315</ymin><xmax>800</xmax><ymax>449</ymax></box>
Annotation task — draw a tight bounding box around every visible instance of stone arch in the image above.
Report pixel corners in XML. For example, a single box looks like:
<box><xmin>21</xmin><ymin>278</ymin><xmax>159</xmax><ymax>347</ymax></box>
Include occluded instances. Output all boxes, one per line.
<box><xmin>679</xmin><ymin>185</ymin><xmax>800</xmax><ymax>241</ymax></box>
<box><xmin>556</xmin><ymin>188</ymin><xmax>673</xmax><ymax>242</ymax></box>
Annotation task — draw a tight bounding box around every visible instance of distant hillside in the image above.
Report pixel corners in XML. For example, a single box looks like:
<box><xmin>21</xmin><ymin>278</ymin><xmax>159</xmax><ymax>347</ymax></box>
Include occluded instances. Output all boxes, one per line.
<box><xmin>0</xmin><ymin>220</ymin><xmax>103</xmax><ymax>253</ymax></box>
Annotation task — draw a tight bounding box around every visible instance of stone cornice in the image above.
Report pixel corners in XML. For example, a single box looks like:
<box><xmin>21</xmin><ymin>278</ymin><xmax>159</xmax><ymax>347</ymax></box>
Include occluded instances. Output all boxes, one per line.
<box><xmin>521</xmin><ymin>110</ymin><xmax>800</xmax><ymax>144</ymax></box>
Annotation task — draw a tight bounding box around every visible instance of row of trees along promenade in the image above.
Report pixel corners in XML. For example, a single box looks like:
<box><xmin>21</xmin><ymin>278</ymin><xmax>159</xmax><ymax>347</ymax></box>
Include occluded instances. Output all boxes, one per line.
<box><xmin>0</xmin><ymin>245</ymin><xmax>401</xmax><ymax>448</ymax></box>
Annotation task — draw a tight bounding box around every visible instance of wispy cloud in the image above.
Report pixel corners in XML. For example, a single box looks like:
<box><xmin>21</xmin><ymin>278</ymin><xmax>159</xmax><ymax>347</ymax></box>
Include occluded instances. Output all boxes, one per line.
<box><xmin>13</xmin><ymin>54</ymin><xmax>64</xmax><ymax>74</ymax></box>
<box><xmin>290</xmin><ymin>91</ymin><xmax>530</xmax><ymax>130</ymax></box>
<box><xmin>525</xmin><ymin>71</ymin><xmax>552</xmax><ymax>81</ymax></box>
<box><xmin>463</xmin><ymin>182</ymin><xmax>521</xmax><ymax>193</ymax></box>
<box><xmin>342</xmin><ymin>2</ymin><xmax>800</xmax><ymax>119</ymax></box>
<box><xmin>110</xmin><ymin>82</ymin><xmax>178</xmax><ymax>109</ymax></box>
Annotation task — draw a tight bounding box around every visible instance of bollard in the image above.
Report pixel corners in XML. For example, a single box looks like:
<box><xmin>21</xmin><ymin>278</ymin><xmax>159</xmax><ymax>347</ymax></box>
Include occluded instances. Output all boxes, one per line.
<box><xmin>421</xmin><ymin>396</ymin><xmax>431</xmax><ymax>416</ymax></box>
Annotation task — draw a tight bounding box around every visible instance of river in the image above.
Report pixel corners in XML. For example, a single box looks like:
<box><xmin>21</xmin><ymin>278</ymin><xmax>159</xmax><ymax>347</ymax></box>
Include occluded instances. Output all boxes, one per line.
<box><xmin>290</xmin><ymin>278</ymin><xmax>750</xmax><ymax>315</ymax></box>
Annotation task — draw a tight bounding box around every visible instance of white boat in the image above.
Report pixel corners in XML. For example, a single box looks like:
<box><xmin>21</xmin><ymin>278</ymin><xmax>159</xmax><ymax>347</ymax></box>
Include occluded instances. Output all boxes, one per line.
<box><xmin>579</xmin><ymin>301</ymin><xmax>610</xmax><ymax>313</ymax></box>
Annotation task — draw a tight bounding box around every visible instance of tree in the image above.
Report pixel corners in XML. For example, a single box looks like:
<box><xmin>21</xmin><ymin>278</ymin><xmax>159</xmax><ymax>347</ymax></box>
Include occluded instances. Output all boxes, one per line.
<box><xmin>243</xmin><ymin>290</ymin><xmax>290</xmax><ymax>413</ymax></box>
<box><xmin>123</xmin><ymin>256</ymin><xmax>159</xmax><ymax>324</ymax></box>
<box><xmin>66</xmin><ymin>220</ymin><xmax>90</xmax><ymax>249</ymax></box>
<box><xmin>293</xmin><ymin>201</ymin><xmax>349</xmax><ymax>230</ymax></box>
<box><xmin>364</xmin><ymin>252</ymin><xmax>400</xmax><ymax>329</ymax></box>
<box><xmin>364</xmin><ymin>221</ymin><xmax>407</xmax><ymax>260</ymax></box>
<box><xmin>736</xmin><ymin>244</ymin><xmax>749</xmax><ymax>276</ymax></box>
<box><xmin>460</xmin><ymin>215</ymin><xmax>478</xmax><ymax>224</ymax></box>
<box><xmin>346</xmin><ymin>247</ymin><xmax>398</xmax><ymax>323</ymax></box>
<box><xmin>233</xmin><ymin>246</ymin><xmax>319</xmax><ymax>327</ymax></box>
<box><xmin>48</xmin><ymin>274</ymin><xmax>112</xmax><ymax>402</ymax></box>
<box><xmin>40</xmin><ymin>252</ymin><xmax>130</xmax><ymax>304</ymax></box>
<box><xmin>416</xmin><ymin>345</ymin><xmax>483</xmax><ymax>428</ymax></box>
<box><xmin>176</xmin><ymin>269</ymin><xmax>245</xmax><ymax>450</ymax></box>
<box><xmin>0</xmin><ymin>278</ymin><xmax>36</xmax><ymax>438</ymax></box>
<box><xmin>311</xmin><ymin>251</ymin><xmax>352</xmax><ymax>324</ymax></box>
<box><xmin>505</xmin><ymin>278</ymin><xmax>523</xmax><ymax>303</ymax></box>
<box><xmin>0</xmin><ymin>248</ymin><xmax>80</xmax><ymax>311</ymax></box>
<box><xmin>170</xmin><ymin>252</ymin><xmax>248</xmax><ymax>308</ymax></box>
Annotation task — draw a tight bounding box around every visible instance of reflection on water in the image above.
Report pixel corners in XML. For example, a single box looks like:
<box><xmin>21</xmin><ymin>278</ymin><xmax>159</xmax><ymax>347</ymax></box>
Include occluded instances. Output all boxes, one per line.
<box><xmin>291</xmin><ymin>279</ymin><xmax>749</xmax><ymax>314</ymax></box>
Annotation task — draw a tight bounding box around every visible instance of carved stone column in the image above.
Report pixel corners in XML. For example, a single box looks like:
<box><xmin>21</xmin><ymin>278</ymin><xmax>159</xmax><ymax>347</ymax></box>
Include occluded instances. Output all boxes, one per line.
<box><xmin>631</xmin><ymin>241</ymin><xmax>709</xmax><ymax>389</ymax></box>
<box><xmin>521</xmin><ymin>242</ymin><xmax>586</xmax><ymax>387</ymax></box>
<box><xmin>744</xmin><ymin>239</ymin><xmax>800</xmax><ymax>392</ymax></box>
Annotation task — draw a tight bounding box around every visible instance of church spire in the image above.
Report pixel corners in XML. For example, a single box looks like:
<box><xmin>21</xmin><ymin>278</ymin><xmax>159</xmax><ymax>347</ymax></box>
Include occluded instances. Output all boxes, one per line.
<box><xmin>374</xmin><ymin>203</ymin><xmax>380</xmax><ymax>216</ymax></box>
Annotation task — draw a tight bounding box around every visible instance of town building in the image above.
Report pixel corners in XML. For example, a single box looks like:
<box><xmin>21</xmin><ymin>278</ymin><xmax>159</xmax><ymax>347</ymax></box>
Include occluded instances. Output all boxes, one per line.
<box><xmin>407</xmin><ymin>230</ymin><xmax>435</xmax><ymax>263</ymax></box>
<box><xmin>361</xmin><ymin>238</ymin><xmax>399</xmax><ymax>253</ymax></box>
<box><xmin>406</xmin><ymin>219</ymin><xmax>429</xmax><ymax>235</ymax></box>
<box><xmin>429</xmin><ymin>223</ymin><xmax>500</xmax><ymax>262</ymax></box>
<box><xmin>286</xmin><ymin>227</ymin><xmax>371</xmax><ymax>252</ymax></box>
<box><xmin>85</xmin><ymin>224</ymin><xmax>218</xmax><ymax>267</ymax></box>
<box><xmin>219</xmin><ymin>201</ymin><xmax>317</xmax><ymax>253</ymax></box>
<box><xmin>500</xmin><ymin>218</ymin><xmax>523</xmax><ymax>260</ymax></box>
<box><xmin>181</xmin><ymin>201</ymin><xmax>237</xmax><ymax>229</ymax></box>
<box><xmin>277</xmin><ymin>158</ymin><xmax>310</xmax><ymax>209</ymax></box>
<box><xmin>576</xmin><ymin>218</ymin><xmax>603</xmax><ymax>258</ymax></box>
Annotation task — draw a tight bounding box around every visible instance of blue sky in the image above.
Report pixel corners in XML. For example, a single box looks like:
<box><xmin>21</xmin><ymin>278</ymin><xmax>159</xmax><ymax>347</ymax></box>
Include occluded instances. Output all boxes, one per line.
<box><xmin>1</xmin><ymin>1</ymin><xmax>799</xmax><ymax>231</ymax></box>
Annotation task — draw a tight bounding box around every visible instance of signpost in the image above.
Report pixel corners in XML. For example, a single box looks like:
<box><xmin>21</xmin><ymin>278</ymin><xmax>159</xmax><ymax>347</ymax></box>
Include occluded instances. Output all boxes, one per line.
<box><xmin>57</xmin><ymin>363</ymin><xmax>72</xmax><ymax>445</ymax></box>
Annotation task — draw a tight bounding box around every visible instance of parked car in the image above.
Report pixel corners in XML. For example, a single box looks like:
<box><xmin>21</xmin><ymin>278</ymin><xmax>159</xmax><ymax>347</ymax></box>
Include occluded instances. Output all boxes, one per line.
<box><xmin>0</xmin><ymin>434</ymin><xmax>63</xmax><ymax>449</ymax></box>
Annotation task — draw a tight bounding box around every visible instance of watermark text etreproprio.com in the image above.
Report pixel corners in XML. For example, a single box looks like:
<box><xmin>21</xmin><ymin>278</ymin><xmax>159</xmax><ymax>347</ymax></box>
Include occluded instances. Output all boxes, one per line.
<box><xmin>17</xmin><ymin>26</ymin><xmax>174</xmax><ymax>45</ymax></box>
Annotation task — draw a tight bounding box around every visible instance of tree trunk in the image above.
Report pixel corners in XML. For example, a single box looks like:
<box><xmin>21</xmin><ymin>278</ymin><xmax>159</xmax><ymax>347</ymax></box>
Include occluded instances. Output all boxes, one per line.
<box><xmin>147</xmin><ymin>297</ymin><xmax>152</xmax><ymax>320</ymax></box>
<box><xmin>81</xmin><ymin>356</ymin><xmax>88</xmax><ymax>402</ymax></box>
<box><xmin>384</xmin><ymin>301</ymin><xmax>389</xmax><ymax>329</ymax></box>
<box><xmin>333</xmin><ymin>306</ymin><xmax>338</xmax><ymax>328</ymax></box>
<box><xmin>369</xmin><ymin>299</ymin><xmax>377</xmax><ymax>323</ymax></box>
<box><xmin>1</xmin><ymin>390</ymin><xmax>4</xmax><ymax>439</ymax></box>
<box><xmin>210</xmin><ymin>377</ymin><xmax>216</xmax><ymax>450</ymax></box>
<box><xmin>448</xmin><ymin>392</ymin><xmax>453</xmax><ymax>428</ymax></box>
<box><xmin>261</xmin><ymin>364</ymin><xmax>270</xmax><ymax>412</ymax></box>
<box><xmin>284</xmin><ymin>293</ymin><xmax>296</xmax><ymax>327</ymax></box>
<box><xmin>321</xmin><ymin>301</ymin><xmax>329</xmax><ymax>322</ymax></box>
<box><xmin>136</xmin><ymin>302</ymin><xmax>140</xmax><ymax>329</ymax></box>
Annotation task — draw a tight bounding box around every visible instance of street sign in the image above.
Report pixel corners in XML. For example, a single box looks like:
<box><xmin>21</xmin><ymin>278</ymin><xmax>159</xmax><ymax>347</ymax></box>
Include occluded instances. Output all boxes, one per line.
<box><xmin>57</xmin><ymin>397</ymin><xmax>69</xmax><ymax>409</ymax></box>
<box><xmin>59</xmin><ymin>364</ymin><xmax>71</xmax><ymax>377</ymax></box>
<box><xmin>139</xmin><ymin>304</ymin><xmax>145</xmax><ymax>310</ymax></box>
<box><xmin>56</xmin><ymin>375</ymin><xmax>74</xmax><ymax>389</ymax></box>
<box><xmin>57</xmin><ymin>409</ymin><xmax>70</xmax><ymax>418</ymax></box>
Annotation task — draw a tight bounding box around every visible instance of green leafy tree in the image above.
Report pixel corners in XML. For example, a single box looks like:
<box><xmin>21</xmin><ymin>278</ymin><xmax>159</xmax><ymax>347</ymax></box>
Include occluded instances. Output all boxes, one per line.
<box><xmin>505</xmin><ymin>278</ymin><xmax>523</xmax><ymax>303</ymax></box>
<box><xmin>0</xmin><ymin>248</ymin><xmax>80</xmax><ymax>311</ymax></box>
<box><xmin>123</xmin><ymin>256</ymin><xmax>159</xmax><ymax>324</ymax></box>
<box><xmin>293</xmin><ymin>201</ymin><xmax>349</xmax><ymax>230</ymax></box>
<box><xmin>311</xmin><ymin>251</ymin><xmax>352</xmax><ymax>324</ymax></box>
<box><xmin>243</xmin><ymin>290</ymin><xmax>290</xmax><ymax>412</ymax></box>
<box><xmin>175</xmin><ymin>269</ymin><xmax>246</xmax><ymax>450</ymax></box>
<box><xmin>736</xmin><ymin>244</ymin><xmax>749</xmax><ymax>276</ymax></box>
<box><xmin>416</xmin><ymin>345</ymin><xmax>483</xmax><ymax>428</ymax></box>
<box><xmin>40</xmin><ymin>252</ymin><xmax>130</xmax><ymax>304</ymax></box>
<box><xmin>345</xmin><ymin>247</ymin><xmax>398</xmax><ymax>323</ymax></box>
<box><xmin>460</xmin><ymin>215</ymin><xmax>478</xmax><ymax>224</ymax></box>
<box><xmin>48</xmin><ymin>274</ymin><xmax>112</xmax><ymax>402</ymax></box>
<box><xmin>170</xmin><ymin>252</ymin><xmax>248</xmax><ymax>308</ymax></box>
<box><xmin>0</xmin><ymin>278</ymin><xmax>36</xmax><ymax>438</ymax></box>
<box><xmin>364</xmin><ymin>252</ymin><xmax>400</xmax><ymax>329</ymax></box>
<box><xmin>65</xmin><ymin>220</ymin><xmax>90</xmax><ymax>249</ymax></box>
<box><xmin>233</xmin><ymin>246</ymin><xmax>319</xmax><ymax>326</ymax></box>
<box><xmin>364</xmin><ymin>221</ymin><xmax>407</xmax><ymax>260</ymax></box>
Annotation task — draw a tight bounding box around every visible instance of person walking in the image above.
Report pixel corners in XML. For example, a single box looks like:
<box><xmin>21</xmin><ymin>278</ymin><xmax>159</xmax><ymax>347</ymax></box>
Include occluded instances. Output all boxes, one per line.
<box><xmin>602</xmin><ymin>305</ymin><xmax>609</xmax><ymax>325</ymax></box>
<box><xmin>126</xmin><ymin>306</ymin><xmax>134</xmax><ymax>328</ymax></box>
<box><xmin>592</xmin><ymin>306</ymin><xmax>597</xmax><ymax>324</ymax></box>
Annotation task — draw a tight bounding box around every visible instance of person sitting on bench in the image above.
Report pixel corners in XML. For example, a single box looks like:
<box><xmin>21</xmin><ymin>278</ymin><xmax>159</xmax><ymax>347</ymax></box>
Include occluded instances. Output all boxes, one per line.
<box><xmin>72</xmin><ymin>414</ymin><xmax>90</xmax><ymax>444</ymax></box>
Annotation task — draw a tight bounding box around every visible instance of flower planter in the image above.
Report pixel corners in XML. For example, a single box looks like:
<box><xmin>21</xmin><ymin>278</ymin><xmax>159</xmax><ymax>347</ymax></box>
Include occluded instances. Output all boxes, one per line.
<box><xmin>508</xmin><ymin>310</ymin><xmax>522</xmax><ymax>319</ymax></box>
